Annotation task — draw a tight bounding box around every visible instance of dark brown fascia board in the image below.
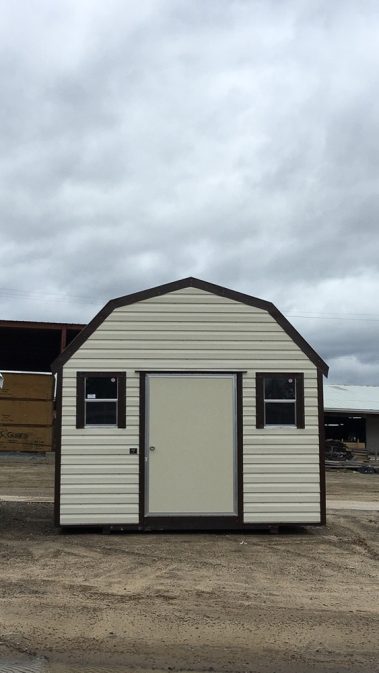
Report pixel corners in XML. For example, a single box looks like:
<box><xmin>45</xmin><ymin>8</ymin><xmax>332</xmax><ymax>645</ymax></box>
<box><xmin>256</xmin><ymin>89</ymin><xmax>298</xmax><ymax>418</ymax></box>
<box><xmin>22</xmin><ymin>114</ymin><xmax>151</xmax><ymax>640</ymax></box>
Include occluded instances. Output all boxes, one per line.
<box><xmin>0</xmin><ymin>319</ymin><xmax>85</xmax><ymax>330</ymax></box>
<box><xmin>54</xmin><ymin>369</ymin><xmax>63</xmax><ymax>526</ymax></box>
<box><xmin>318</xmin><ymin>369</ymin><xmax>326</xmax><ymax>526</ymax></box>
<box><xmin>51</xmin><ymin>276</ymin><xmax>329</xmax><ymax>376</ymax></box>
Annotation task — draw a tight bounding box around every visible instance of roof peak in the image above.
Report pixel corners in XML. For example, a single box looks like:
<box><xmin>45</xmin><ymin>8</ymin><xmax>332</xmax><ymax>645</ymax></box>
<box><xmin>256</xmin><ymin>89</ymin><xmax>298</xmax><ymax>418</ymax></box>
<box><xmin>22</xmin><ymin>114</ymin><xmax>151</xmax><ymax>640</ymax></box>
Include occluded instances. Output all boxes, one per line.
<box><xmin>52</xmin><ymin>277</ymin><xmax>328</xmax><ymax>375</ymax></box>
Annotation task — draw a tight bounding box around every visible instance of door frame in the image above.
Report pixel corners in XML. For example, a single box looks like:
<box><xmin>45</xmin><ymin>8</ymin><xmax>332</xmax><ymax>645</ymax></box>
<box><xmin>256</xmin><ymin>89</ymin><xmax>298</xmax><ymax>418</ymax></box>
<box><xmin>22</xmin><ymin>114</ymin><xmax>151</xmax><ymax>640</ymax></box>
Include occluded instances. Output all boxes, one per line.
<box><xmin>139</xmin><ymin>370</ymin><xmax>243</xmax><ymax>530</ymax></box>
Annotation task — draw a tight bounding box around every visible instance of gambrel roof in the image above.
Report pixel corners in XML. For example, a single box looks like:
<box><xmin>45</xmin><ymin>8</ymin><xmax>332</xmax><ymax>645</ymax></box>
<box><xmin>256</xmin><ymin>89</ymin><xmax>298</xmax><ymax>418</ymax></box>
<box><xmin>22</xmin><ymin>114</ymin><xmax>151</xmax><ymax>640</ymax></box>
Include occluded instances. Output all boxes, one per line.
<box><xmin>51</xmin><ymin>277</ymin><xmax>329</xmax><ymax>375</ymax></box>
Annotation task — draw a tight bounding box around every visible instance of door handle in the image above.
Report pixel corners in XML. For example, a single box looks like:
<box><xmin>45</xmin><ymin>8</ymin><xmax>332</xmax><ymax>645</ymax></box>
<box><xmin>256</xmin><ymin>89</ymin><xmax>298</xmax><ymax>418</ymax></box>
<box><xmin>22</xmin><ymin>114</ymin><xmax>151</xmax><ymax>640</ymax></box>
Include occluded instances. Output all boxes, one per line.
<box><xmin>149</xmin><ymin>446</ymin><xmax>156</xmax><ymax>451</ymax></box>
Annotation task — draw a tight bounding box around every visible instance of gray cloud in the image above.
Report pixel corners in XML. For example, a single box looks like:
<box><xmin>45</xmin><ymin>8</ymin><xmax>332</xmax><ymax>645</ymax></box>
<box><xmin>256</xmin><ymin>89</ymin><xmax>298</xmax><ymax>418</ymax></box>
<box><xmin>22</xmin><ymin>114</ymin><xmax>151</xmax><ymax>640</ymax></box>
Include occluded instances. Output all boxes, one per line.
<box><xmin>0</xmin><ymin>0</ymin><xmax>378</xmax><ymax>383</ymax></box>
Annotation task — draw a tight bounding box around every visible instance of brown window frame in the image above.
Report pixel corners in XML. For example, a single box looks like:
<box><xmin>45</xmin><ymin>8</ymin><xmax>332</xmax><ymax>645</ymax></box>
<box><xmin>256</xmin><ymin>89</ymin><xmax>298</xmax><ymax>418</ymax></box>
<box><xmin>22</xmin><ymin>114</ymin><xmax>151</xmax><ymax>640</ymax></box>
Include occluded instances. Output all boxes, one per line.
<box><xmin>76</xmin><ymin>371</ymin><xmax>126</xmax><ymax>429</ymax></box>
<box><xmin>256</xmin><ymin>373</ymin><xmax>305</xmax><ymax>429</ymax></box>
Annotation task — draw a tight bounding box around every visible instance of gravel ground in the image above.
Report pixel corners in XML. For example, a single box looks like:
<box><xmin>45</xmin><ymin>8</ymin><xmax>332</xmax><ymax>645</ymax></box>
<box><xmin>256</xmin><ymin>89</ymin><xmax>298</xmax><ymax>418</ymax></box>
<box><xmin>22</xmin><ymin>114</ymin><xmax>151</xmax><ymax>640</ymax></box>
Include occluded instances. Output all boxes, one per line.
<box><xmin>0</xmin><ymin>458</ymin><xmax>378</xmax><ymax>673</ymax></box>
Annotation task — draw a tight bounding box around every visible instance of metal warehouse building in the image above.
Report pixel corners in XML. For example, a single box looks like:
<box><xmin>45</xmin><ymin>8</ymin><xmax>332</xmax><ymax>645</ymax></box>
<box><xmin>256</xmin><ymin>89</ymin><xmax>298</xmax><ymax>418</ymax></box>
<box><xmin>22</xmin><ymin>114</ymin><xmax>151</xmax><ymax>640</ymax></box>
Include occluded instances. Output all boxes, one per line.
<box><xmin>52</xmin><ymin>277</ymin><xmax>328</xmax><ymax>532</ymax></box>
<box><xmin>324</xmin><ymin>384</ymin><xmax>379</xmax><ymax>459</ymax></box>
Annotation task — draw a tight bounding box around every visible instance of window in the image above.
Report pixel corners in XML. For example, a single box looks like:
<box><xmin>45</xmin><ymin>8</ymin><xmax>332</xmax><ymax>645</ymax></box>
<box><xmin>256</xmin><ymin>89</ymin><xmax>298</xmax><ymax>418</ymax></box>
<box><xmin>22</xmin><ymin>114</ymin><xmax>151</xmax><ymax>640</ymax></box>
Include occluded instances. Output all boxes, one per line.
<box><xmin>256</xmin><ymin>373</ymin><xmax>304</xmax><ymax>428</ymax></box>
<box><xmin>76</xmin><ymin>372</ymin><xmax>126</xmax><ymax>428</ymax></box>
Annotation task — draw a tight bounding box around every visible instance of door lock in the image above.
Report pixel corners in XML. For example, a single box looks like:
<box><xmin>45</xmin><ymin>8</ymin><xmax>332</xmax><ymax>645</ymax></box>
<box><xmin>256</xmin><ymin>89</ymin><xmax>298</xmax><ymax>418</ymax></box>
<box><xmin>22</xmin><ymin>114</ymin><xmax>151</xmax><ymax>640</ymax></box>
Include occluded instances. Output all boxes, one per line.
<box><xmin>149</xmin><ymin>446</ymin><xmax>156</xmax><ymax>451</ymax></box>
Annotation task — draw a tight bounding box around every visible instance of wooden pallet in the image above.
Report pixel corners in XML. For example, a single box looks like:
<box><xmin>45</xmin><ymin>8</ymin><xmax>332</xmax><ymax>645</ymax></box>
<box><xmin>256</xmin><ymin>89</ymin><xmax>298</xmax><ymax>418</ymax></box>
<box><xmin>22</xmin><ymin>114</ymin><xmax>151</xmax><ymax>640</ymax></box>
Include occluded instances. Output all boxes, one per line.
<box><xmin>351</xmin><ymin>447</ymin><xmax>370</xmax><ymax>463</ymax></box>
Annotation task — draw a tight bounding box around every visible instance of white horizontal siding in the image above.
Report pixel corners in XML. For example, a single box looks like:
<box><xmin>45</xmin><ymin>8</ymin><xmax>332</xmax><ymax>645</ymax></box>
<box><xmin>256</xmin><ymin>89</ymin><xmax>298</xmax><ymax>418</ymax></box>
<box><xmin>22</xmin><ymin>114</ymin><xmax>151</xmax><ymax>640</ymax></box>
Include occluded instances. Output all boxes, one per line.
<box><xmin>61</xmin><ymin>465</ymin><xmax>139</xmax><ymax>474</ymax></box>
<box><xmin>63</xmin><ymin>474</ymin><xmax>138</xmax><ymax>484</ymax></box>
<box><xmin>80</xmin><ymin>332</ymin><xmax>298</xmax><ymax>342</ymax></box>
<box><xmin>62</xmin><ymin>484</ymin><xmax>137</xmax><ymax>494</ymax></box>
<box><xmin>243</xmin><ymin>513</ymin><xmax>320</xmax><ymax>523</ymax></box>
<box><xmin>244</xmin><ymin>464</ymin><xmax>319</xmax><ymax>474</ymax></box>
<box><xmin>244</xmin><ymin>474</ymin><xmax>319</xmax><ymax>483</ymax></box>
<box><xmin>63</xmin><ymin>446</ymin><xmax>137</xmax><ymax>454</ymax></box>
<box><xmin>82</xmin><ymin>341</ymin><xmax>304</xmax><ymax>351</ymax></box>
<box><xmin>61</xmin><ymin>504</ymin><xmax>137</xmax><ymax>513</ymax></box>
<box><xmin>68</xmin><ymin>359</ymin><xmax>317</xmax><ymax>370</ymax></box>
<box><xmin>243</xmin><ymin>434</ymin><xmax>320</xmax><ymax>444</ymax></box>
<box><xmin>61</xmin><ymin>455</ymin><xmax>138</xmax><ymax>465</ymax></box>
<box><xmin>60</xmin><ymin>286</ymin><xmax>321</xmax><ymax>526</ymax></box>
<box><xmin>60</xmin><ymin>514</ymin><xmax>138</xmax><ymax>524</ymax></box>
<box><xmin>244</xmin><ymin>455</ymin><xmax>319</xmax><ymax>464</ymax></box>
<box><xmin>100</xmin><ymin>320</ymin><xmax>283</xmax><ymax>329</ymax></box>
<box><xmin>244</xmin><ymin>446</ymin><xmax>319</xmax><ymax>454</ymax></box>
<box><xmin>61</xmin><ymin>494</ymin><xmax>137</xmax><ymax>504</ymax></box>
<box><xmin>61</xmin><ymin>436</ymin><xmax>138</xmax><ymax>445</ymax></box>
<box><xmin>245</xmin><ymin>493</ymin><xmax>320</xmax><ymax>503</ymax></box>
<box><xmin>244</xmin><ymin>483</ymin><xmax>319</xmax><ymax>493</ymax></box>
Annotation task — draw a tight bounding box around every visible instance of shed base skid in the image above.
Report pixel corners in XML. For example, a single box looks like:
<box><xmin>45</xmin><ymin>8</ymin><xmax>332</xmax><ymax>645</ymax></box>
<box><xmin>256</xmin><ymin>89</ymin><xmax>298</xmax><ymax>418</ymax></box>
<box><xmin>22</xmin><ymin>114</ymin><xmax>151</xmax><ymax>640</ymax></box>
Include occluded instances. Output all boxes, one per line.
<box><xmin>58</xmin><ymin>521</ymin><xmax>323</xmax><ymax>534</ymax></box>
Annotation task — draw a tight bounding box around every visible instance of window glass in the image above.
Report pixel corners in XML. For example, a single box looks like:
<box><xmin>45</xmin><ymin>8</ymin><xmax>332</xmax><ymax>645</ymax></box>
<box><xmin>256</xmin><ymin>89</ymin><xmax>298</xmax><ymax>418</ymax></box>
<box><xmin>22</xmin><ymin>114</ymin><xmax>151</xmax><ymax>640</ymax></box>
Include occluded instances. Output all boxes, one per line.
<box><xmin>85</xmin><ymin>401</ymin><xmax>117</xmax><ymax>425</ymax></box>
<box><xmin>85</xmin><ymin>376</ymin><xmax>118</xmax><ymax>400</ymax></box>
<box><xmin>256</xmin><ymin>372</ymin><xmax>304</xmax><ymax>429</ymax></box>
<box><xmin>77</xmin><ymin>372</ymin><xmax>126</xmax><ymax>429</ymax></box>
<box><xmin>265</xmin><ymin>402</ymin><xmax>296</xmax><ymax>425</ymax></box>
<box><xmin>264</xmin><ymin>377</ymin><xmax>296</xmax><ymax>400</ymax></box>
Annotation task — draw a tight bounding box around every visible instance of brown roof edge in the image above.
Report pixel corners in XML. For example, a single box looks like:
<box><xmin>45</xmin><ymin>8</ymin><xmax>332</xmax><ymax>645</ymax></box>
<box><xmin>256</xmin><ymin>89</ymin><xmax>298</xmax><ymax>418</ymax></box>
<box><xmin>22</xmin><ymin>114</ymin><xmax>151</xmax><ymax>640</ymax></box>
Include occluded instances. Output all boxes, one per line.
<box><xmin>51</xmin><ymin>277</ymin><xmax>329</xmax><ymax>376</ymax></box>
<box><xmin>0</xmin><ymin>319</ymin><xmax>85</xmax><ymax>330</ymax></box>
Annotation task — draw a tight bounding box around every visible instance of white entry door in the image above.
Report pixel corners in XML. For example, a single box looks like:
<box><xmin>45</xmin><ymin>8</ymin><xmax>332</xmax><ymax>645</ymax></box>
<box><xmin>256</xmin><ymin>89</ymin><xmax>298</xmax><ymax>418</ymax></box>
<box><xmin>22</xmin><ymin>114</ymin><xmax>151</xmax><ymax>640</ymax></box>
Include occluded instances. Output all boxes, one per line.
<box><xmin>145</xmin><ymin>374</ymin><xmax>237</xmax><ymax>517</ymax></box>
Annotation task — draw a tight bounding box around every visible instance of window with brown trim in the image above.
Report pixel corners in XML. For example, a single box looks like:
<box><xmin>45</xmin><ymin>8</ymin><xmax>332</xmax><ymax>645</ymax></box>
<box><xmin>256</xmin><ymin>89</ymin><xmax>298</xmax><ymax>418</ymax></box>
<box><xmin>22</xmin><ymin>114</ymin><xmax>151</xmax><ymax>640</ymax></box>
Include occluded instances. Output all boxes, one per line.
<box><xmin>76</xmin><ymin>372</ymin><xmax>126</xmax><ymax>428</ymax></box>
<box><xmin>256</xmin><ymin>373</ymin><xmax>304</xmax><ymax>429</ymax></box>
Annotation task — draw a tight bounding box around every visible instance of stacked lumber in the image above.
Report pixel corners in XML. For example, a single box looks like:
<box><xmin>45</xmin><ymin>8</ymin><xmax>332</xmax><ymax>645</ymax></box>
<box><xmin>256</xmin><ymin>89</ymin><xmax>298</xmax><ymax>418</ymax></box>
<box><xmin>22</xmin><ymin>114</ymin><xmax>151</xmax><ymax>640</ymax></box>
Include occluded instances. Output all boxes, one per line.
<box><xmin>351</xmin><ymin>447</ymin><xmax>370</xmax><ymax>463</ymax></box>
<box><xmin>345</xmin><ymin>442</ymin><xmax>370</xmax><ymax>463</ymax></box>
<box><xmin>0</xmin><ymin>372</ymin><xmax>54</xmax><ymax>452</ymax></box>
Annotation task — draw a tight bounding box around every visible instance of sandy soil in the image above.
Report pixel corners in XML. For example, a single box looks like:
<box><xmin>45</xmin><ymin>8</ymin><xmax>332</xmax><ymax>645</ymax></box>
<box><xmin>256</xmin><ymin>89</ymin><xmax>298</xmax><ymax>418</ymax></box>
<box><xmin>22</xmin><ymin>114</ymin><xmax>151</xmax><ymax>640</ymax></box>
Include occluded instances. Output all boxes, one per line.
<box><xmin>0</xmin><ymin>459</ymin><xmax>378</xmax><ymax>673</ymax></box>
<box><xmin>326</xmin><ymin>470</ymin><xmax>379</xmax><ymax>501</ymax></box>
<box><xmin>0</xmin><ymin>455</ymin><xmax>54</xmax><ymax>500</ymax></box>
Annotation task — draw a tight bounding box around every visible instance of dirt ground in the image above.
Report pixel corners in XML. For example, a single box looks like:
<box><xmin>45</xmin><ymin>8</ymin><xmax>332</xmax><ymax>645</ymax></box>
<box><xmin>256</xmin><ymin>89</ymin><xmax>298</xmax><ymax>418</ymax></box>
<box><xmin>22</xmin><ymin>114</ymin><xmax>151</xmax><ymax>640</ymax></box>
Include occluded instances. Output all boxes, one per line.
<box><xmin>0</xmin><ymin>457</ymin><xmax>378</xmax><ymax>673</ymax></box>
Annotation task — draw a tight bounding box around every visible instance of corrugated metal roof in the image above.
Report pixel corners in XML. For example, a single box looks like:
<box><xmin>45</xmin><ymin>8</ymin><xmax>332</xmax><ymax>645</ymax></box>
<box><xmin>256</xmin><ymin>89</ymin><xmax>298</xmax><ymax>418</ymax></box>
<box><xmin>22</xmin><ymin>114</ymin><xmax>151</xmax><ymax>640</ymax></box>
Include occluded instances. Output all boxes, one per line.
<box><xmin>324</xmin><ymin>384</ymin><xmax>379</xmax><ymax>414</ymax></box>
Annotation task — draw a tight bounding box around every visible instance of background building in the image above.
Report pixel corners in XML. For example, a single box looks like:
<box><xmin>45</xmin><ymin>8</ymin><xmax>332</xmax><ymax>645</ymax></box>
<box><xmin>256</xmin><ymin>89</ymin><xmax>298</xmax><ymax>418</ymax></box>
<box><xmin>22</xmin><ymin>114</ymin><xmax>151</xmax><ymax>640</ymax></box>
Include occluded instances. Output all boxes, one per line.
<box><xmin>324</xmin><ymin>384</ymin><xmax>379</xmax><ymax>458</ymax></box>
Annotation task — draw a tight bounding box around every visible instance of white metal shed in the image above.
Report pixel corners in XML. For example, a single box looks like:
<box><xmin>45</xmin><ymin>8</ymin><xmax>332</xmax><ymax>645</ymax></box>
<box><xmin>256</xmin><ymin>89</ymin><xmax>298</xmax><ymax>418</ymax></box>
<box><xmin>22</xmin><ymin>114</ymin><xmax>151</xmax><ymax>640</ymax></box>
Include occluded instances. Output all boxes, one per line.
<box><xmin>52</xmin><ymin>278</ymin><xmax>328</xmax><ymax>531</ymax></box>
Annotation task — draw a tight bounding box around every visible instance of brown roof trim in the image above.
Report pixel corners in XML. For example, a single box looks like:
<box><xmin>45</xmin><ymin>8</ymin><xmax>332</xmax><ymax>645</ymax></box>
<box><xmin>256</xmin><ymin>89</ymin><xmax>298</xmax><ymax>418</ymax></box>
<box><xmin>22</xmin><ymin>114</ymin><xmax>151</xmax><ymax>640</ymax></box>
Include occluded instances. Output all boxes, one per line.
<box><xmin>318</xmin><ymin>369</ymin><xmax>326</xmax><ymax>526</ymax></box>
<box><xmin>0</xmin><ymin>319</ymin><xmax>85</xmax><ymax>330</ymax></box>
<box><xmin>51</xmin><ymin>277</ymin><xmax>329</xmax><ymax>376</ymax></box>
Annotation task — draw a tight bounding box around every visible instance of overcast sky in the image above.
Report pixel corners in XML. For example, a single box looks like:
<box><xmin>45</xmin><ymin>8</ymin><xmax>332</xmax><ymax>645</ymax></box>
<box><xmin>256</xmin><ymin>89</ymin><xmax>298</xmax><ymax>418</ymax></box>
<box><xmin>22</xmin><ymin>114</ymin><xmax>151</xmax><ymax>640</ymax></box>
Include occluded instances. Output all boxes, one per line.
<box><xmin>0</xmin><ymin>0</ymin><xmax>378</xmax><ymax>384</ymax></box>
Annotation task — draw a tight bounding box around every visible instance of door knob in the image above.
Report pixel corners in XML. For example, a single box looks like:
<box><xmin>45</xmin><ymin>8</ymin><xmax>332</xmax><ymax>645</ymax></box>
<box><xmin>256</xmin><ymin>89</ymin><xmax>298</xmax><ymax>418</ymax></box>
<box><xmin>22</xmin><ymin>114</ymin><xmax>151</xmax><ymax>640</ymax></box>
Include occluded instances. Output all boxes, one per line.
<box><xmin>149</xmin><ymin>446</ymin><xmax>156</xmax><ymax>451</ymax></box>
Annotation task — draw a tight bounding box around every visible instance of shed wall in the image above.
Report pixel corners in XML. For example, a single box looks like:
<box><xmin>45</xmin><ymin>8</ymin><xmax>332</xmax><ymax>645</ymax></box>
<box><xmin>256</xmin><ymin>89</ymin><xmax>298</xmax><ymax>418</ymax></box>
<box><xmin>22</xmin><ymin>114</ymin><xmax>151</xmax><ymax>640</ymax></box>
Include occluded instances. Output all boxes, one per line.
<box><xmin>60</xmin><ymin>287</ymin><xmax>321</xmax><ymax>525</ymax></box>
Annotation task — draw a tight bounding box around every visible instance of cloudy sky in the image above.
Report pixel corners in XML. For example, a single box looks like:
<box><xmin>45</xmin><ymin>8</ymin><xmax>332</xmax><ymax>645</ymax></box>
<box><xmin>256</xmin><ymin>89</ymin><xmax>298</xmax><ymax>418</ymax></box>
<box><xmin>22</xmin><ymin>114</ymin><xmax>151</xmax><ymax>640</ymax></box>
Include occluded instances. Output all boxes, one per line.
<box><xmin>0</xmin><ymin>0</ymin><xmax>378</xmax><ymax>384</ymax></box>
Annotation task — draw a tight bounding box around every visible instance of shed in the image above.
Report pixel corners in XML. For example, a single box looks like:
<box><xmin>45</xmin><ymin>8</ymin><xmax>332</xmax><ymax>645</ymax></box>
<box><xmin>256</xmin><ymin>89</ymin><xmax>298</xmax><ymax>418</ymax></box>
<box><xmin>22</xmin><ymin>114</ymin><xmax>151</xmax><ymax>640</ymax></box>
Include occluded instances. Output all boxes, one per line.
<box><xmin>52</xmin><ymin>278</ymin><xmax>328</xmax><ymax>531</ymax></box>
